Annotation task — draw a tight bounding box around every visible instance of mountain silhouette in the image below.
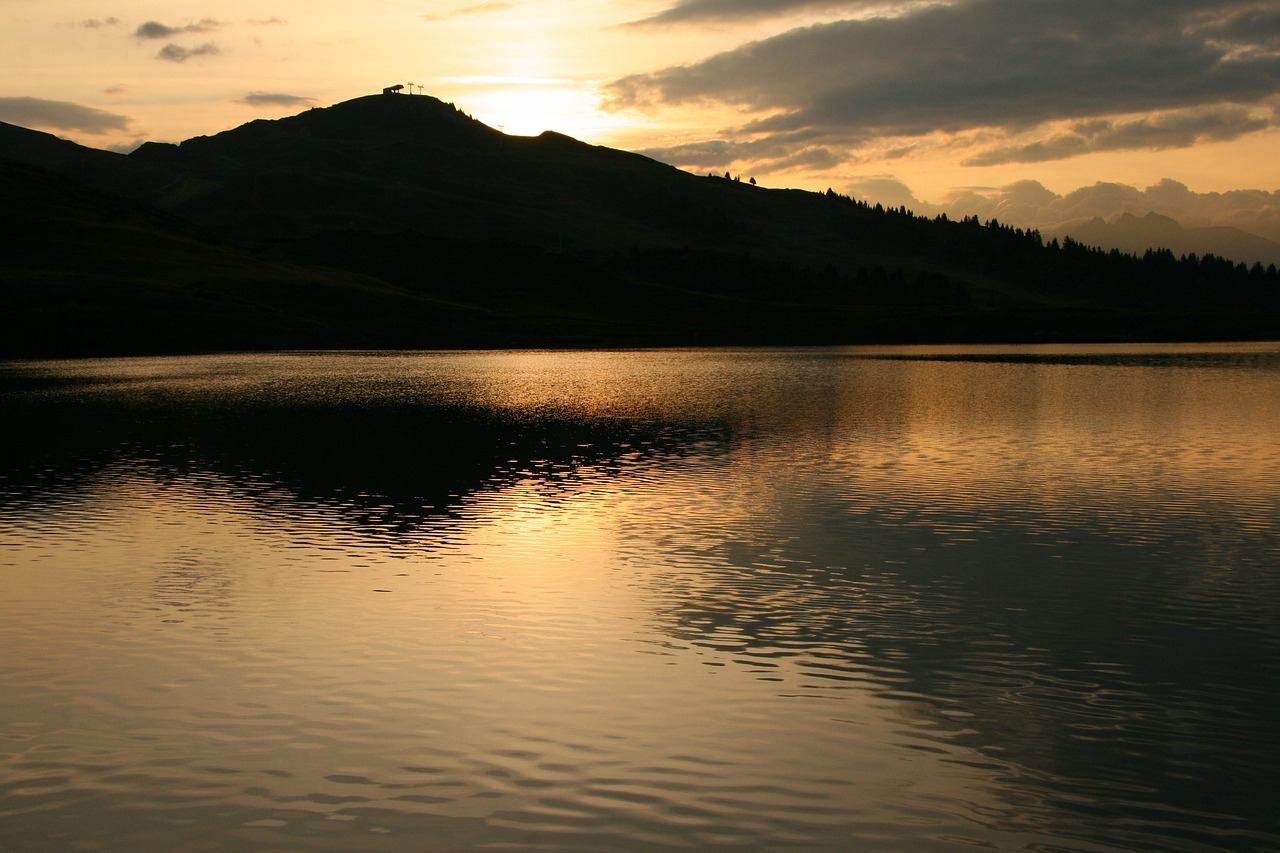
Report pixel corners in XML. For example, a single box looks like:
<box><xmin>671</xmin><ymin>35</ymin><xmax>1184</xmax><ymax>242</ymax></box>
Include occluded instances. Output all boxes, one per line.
<box><xmin>125</xmin><ymin>94</ymin><xmax>758</xmax><ymax>253</ymax></box>
<box><xmin>1055</xmin><ymin>212</ymin><xmax>1280</xmax><ymax>267</ymax></box>
<box><xmin>3</xmin><ymin>93</ymin><xmax>1278</xmax><ymax>356</ymax></box>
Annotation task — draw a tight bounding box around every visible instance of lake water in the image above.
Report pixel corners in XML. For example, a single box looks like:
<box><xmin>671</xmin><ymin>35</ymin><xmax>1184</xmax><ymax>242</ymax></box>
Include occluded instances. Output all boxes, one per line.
<box><xmin>2</xmin><ymin>345</ymin><xmax>1279</xmax><ymax>852</ymax></box>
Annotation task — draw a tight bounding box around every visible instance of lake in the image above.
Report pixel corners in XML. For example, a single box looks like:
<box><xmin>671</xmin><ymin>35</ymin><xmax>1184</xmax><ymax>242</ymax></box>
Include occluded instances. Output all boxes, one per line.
<box><xmin>2</xmin><ymin>344</ymin><xmax>1279</xmax><ymax>852</ymax></box>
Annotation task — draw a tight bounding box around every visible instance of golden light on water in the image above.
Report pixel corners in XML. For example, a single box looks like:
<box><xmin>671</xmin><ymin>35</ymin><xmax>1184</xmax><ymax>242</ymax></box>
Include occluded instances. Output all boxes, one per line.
<box><xmin>4</xmin><ymin>347</ymin><xmax>1280</xmax><ymax>850</ymax></box>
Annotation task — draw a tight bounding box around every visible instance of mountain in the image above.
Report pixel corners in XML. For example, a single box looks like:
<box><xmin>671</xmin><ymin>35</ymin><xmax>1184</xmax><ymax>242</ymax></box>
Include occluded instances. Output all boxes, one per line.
<box><xmin>0</xmin><ymin>121</ymin><xmax>156</xmax><ymax>196</ymax></box>
<box><xmin>3</xmin><ymin>94</ymin><xmax>1279</xmax><ymax>356</ymax></box>
<box><xmin>1054</xmin><ymin>212</ymin><xmax>1280</xmax><ymax>267</ymax></box>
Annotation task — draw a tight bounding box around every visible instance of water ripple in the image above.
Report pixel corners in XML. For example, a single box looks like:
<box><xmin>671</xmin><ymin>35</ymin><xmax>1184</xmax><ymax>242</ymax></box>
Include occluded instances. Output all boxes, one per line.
<box><xmin>2</xmin><ymin>346</ymin><xmax>1278</xmax><ymax>851</ymax></box>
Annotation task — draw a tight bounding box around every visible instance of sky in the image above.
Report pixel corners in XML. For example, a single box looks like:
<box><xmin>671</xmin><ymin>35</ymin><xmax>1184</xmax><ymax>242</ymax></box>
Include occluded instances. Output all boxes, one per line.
<box><xmin>4</xmin><ymin>0</ymin><xmax>1280</xmax><ymax>240</ymax></box>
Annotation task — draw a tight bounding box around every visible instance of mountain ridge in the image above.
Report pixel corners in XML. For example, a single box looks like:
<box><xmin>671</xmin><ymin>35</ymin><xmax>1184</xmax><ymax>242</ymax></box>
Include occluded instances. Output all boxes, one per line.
<box><xmin>3</xmin><ymin>93</ymin><xmax>1278</xmax><ymax>356</ymax></box>
<box><xmin>1053</xmin><ymin>211</ymin><xmax>1280</xmax><ymax>267</ymax></box>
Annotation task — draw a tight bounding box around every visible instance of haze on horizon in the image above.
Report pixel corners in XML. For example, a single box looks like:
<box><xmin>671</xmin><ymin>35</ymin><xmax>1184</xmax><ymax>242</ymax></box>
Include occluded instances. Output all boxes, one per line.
<box><xmin>4</xmin><ymin>0</ymin><xmax>1280</xmax><ymax>243</ymax></box>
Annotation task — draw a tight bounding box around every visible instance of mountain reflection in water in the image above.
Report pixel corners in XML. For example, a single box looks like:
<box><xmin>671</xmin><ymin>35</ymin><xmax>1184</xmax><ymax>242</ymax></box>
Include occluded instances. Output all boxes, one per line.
<box><xmin>1</xmin><ymin>346</ymin><xmax>1278</xmax><ymax>852</ymax></box>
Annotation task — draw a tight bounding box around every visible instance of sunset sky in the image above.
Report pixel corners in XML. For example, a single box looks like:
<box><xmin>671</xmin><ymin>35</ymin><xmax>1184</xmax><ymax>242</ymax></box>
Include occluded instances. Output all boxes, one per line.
<box><xmin>4</xmin><ymin>0</ymin><xmax>1280</xmax><ymax>235</ymax></box>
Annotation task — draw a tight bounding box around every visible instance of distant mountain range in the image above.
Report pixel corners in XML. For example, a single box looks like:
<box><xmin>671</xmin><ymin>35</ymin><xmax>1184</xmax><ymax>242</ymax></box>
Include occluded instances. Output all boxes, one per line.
<box><xmin>3</xmin><ymin>94</ymin><xmax>1278</xmax><ymax>356</ymax></box>
<box><xmin>1053</xmin><ymin>212</ymin><xmax>1280</xmax><ymax>267</ymax></box>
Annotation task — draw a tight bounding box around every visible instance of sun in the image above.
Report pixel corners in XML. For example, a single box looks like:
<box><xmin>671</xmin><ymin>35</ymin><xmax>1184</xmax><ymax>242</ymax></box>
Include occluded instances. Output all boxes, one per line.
<box><xmin>445</xmin><ymin>77</ymin><xmax>619</xmax><ymax>140</ymax></box>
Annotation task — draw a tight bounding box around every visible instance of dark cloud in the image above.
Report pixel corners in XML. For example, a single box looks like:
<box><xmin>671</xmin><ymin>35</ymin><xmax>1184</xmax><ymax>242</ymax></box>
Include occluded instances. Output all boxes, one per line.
<box><xmin>236</xmin><ymin>92</ymin><xmax>316</xmax><ymax>108</ymax></box>
<box><xmin>636</xmin><ymin>139</ymin><xmax>745</xmax><ymax>168</ymax></box>
<box><xmin>1198</xmin><ymin>3</ymin><xmax>1280</xmax><ymax>50</ymax></box>
<box><xmin>965</xmin><ymin>106</ymin><xmax>1275</xmax><ymax>165</ymax></box>
<box><xmin>0</xmin><ymin>96</ymin><xmax>131</xmax><ymax>134</ymax></box>
<box><xmin>77</xmin><ymin>17</ymin><xmax>121</xmax><ymax>28</ymax></box>
<box><xmin>627</xmin><ymin>0</ymin><xmax>885</xmax><ymax>26</ymax></box>
<box><xmin>133</xmin><ymin>19</ymin><xmax>222</xmax><ymax>39</ymax></box>
<box><xmin>156</xmin><ymin>42</ymin><xmax>222</xmax><ymax>62</ymax></box>
<box><xmin>609</xmin><ymin>0</ymin><xmax>1280</xmax><ymax>166</ymax></box>
<box><xmin>763</xmin><ymin>145</ymin><xmax>847</xmax><ymax>171</ymax></box>
<box><xmin>639</xmin><ymin>127</ymin><xmax>843</xmax><ymax>173</ymax></box>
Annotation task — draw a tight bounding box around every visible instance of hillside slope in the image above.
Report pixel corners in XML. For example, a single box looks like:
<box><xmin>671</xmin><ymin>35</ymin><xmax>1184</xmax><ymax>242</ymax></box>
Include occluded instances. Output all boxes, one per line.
<box><xmin>3</xmin><ymin>94</ymin><xmax>1278</xmax><ymax>355</ymax></box>
<box><xmin>0</xmin><ymin>155</ymin><xmax>505</xmax><ymax>357</ymax></box>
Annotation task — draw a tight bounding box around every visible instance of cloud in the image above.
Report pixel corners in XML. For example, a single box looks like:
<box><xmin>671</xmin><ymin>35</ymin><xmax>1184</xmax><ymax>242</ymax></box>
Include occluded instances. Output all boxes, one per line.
<box><xmin>133</xmin><ymin>19</ymin><xmax>222</xmax><ymax>39</ymax></box>
<box><xmin>236</xmin><ymin>92</ymin><xmax>316</xmax><ymax>108</ymax></box>
<box><xmin>965</xmin><ymin>107</ymin><xmax>1275</xmax><ymax>165</ymax></box>
<box><xmin>761</xmin><ymin>145</ymin><xmax>847</xmax><ymax>171</ymax></box>
<box><xmin>0</xmin><ymin>96</ymin><xmax>132</xmax><ymax>134</ymax></box>
<box><xmin>638</xmin><ymin>139</ymin><xmax>757</xmax><ymax>169</ymax></box>
<box><xmin>639</xmin><ymin>128</ymin><xmax>845</xmax><ymax>173</ymax></box>
<box><xmin>156</xmin><ymin>42</ymin><xmax>222</xmax><ymax>62</ymax></box>
<box><xmin>422</xmin><ymin>3</ymin><xmax>514</xmax><ymax>21</ymax></box>
<box><xmin>608</xmin><ymin>0</ymin><xmax>1280</xmax><ymax>168</ymax></box>
<box><xmin>77</xmin><ymin>17</ymin><xmax>121</xmax><ymax>28</ymax></box>
<box><xmin>246</xmin><ymin>17</ymin><xmax>287</xmax><ymax>25</ymax></box>
<box><xmin>1198</xmin><ymin>3</ymin><xmax>1280</xmax><ymax>54</ymax></box>
<box><xmin>628</xmin><ymin>0</ymin><xmax>888</xmax><ymax>26</ymax></box>
<box><xmin>845</xmin><ymin>176</ymin><xmax>925</xmax><ymax>209</ymax></box>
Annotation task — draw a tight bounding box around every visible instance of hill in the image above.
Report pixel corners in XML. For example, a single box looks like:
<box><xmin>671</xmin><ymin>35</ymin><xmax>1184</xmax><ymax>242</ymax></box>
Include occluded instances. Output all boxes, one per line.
<box><xmin>0</xmin><ymin>154</ymin><xmax>511</xmax><ymax>357</ymax></box>
<box><xmin>2</xmin><ymin>93</ymin><xmax>1278</xmax><ymax>356</ymax></box>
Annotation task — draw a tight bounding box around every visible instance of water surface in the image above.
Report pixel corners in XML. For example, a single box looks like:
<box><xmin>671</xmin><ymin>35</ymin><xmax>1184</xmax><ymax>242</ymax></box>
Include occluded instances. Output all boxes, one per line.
<box><xmin>2</xmin><ymin>345</ymin><xmax>1279</xmax><ymax>851</ymax></box>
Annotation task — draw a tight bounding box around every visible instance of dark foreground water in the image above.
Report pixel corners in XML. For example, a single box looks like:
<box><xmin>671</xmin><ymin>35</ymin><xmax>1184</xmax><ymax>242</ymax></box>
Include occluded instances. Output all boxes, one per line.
<box><xmin>2</xmin><ymin>345</ymin><xmax>1279</xmax><ymax>852</ymax></box>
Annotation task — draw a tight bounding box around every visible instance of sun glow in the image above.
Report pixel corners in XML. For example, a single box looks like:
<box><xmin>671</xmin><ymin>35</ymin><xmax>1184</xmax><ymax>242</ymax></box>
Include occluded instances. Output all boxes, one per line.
<box><xmin>445</xmin><ymin>77</ymin><xmax>618</xmax><ymax>139</ymax></box>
